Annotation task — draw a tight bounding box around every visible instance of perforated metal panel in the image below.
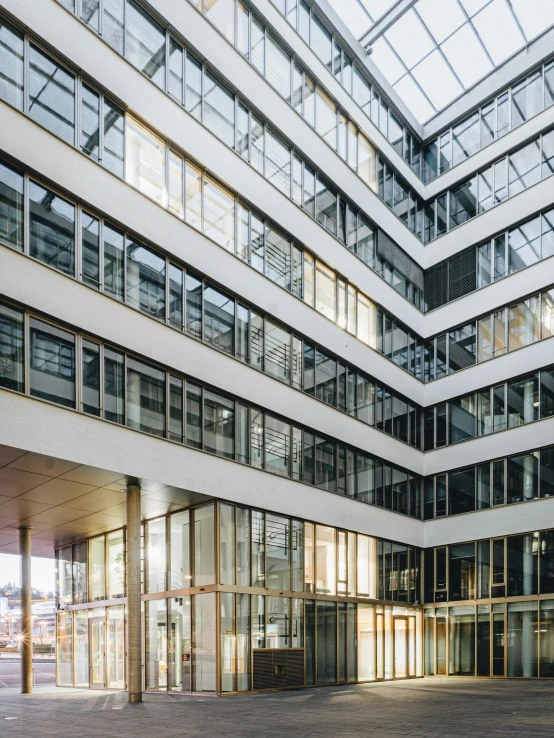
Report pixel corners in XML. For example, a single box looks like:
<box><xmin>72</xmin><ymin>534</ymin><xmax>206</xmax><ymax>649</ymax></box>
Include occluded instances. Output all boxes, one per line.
<box><xmin>424</xmin><ymin>262</ymin><xmax>448</xmax><ymax>311</ymax></box>
<box><xmin>448</xmin><ymin>247</ymin><xmax>476</xmax><ymax>301</ymax></box>
<box><xmin>253</xmin><ymin>649</ymin><xmax>305</xmax><ymax>690</ymax></box>
<box><xmin>377</xmin><ymin>231</ymin><xmax>424</xmax><ymax>291</ymax></box>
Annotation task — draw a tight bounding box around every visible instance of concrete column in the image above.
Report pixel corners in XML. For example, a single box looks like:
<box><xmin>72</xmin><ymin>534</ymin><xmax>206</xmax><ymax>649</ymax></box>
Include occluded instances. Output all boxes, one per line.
<box><xmin>19</xmin><ymin>527</ymin><xmax>32</xmax><ymax>694</ymax></box>
<box><xmin>126</xmin><ymin>484</ymin><xmax>142</xmax><ymax>703</ymax></box>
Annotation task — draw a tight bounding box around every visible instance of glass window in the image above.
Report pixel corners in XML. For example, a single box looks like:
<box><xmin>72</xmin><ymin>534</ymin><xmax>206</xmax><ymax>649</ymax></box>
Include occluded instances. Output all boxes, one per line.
<box><xmin>266</xmin><ymin>35</ymin><xmax>291</xmax><ymax>101</ymax></box>
<box><xmin>127</xmin><ymin>356</ymin><xmax>165</xmax><ymax>437</ymax></box>
<box><xmin>477</xmin><ymin>242</ymin><xmax>491</xmax><ymax>288</ymax></box>
<box><xmin>541</xmin><ymin>367</ymin><xmax>554</xmax><ymax>418</ymax></box>
<box><xmin>107</xmin><ymin>530</ymin><xmax>125</xmax><ymax>598</ymax></box>
<box><xmin>103</xmin><ymin>0</ymin><xmax>124</xmax><ymax>53</ymax></box>
<box><xmin>89</xmin><ymin>534</ymin><xmax>105</xmax><ymax>601</ymax></box>
<box><xmin>265</xmin><ymin>130</ymin><xmax>291</xmax><ymax>197</ymax></box>
<box><xmin>169</xmin><ymin>510</ymin><xmax>190</xmax><ymax>589</ymax></box>
<box><xmin>169</xmin><ymin>375</ymin><xmax>183</xmax><ymax>442</ymax></box>
<box><xmin>265</xmin><ymin>320</ymin><xmax>291</xmax><ymax>383</ymax></box>
<box><xmin>507</xmin><ymin>534</ymin><xmax>538</xmax><ymax>597</ymax></box>
<box><xmin>507</xmin><ymin>374</ymin><xmax>539</xmax><ymax>428</ymax></box>
<box><xmin>315</xmin><ymin>349</ymin><xmax>336</xmax><ymax>407</ymax></box>
<box><xmin>508</xmin><ymin>216</ymin><xmax>541</xmax><ymax>273</ymax></box>
<box><xmin>449</xmin><ymin>543</ymin><xmax>475</xmax><ymax>599</ymax></box>
<box><xmin>186</xmin><ymin>382</ymin><xmax>202</xmax><ymax>449</ymax></box>
<box><xmin>481</xmin><ymin>100</ymin><xmax>495</xmax><ymax>148</ymax></box>
<box><xmin>452</xmin><ymin>113</ymin><xmax>479</xmax><ymax>165</ymax></box>
<box><xmin>507</xmin><ymin>601</ymin><xmax>538</xmax><ymax>677</ymax></box>
<box><xmin>0</xmin><ymin>161</ymin><xmax>23</xmax><ymax>251</ymax></box>
<box><xmin>126</xmin><ymin>238</ymin><xmax>166</xmax><ymax>319</ymax></box>
<box><xmin>29</xmin><ymin>181</ymin><xmax>75</xmax><ymax>276</ymax></box>
<box><xmin>0</xmin><ymin>300</ymin><xmax>24</xmax><ymax>393</ymax></box>
<box><xmin>203</xmin><ymin>69</ymin><xmax>235</xmax><ymax>147</ymax></box>
<box><xmin>82</xmin><ymin>339</ymin><xmax>100</xmax><ymax>416</ymax></box>
<box><xmin>104</xmin><ymin>223</ymin><xmax>125</xmax><ymax>301</ymax></box>
<box><xmin>29</xmin><ymin>45</ymin><xmax>75</xmax><ymax>144</ymax></box>
<box><xmin>511</xmin><ymin>70</ymin><xmax>542</xmax><ymax>128</ymax></box>
<box><xmin>192</xmin><ymin>592</ymin><xmax>216</xmax><ymax>691</ymax></box>
<box><xmin>103</xmin><ymin>99</ymin><xmax>125</xmax><ymax>177</ymax></box>
<box><xmin>82</xmin><ymin>212</ymin><xmax>100</xmax><ymax>288</ymax></box>
<box><xmin>81</xmin><ymin>85</ymin><xmax>100</xmax><ymax>160</ymax></box>
<box><xmin>203</xmin><ymin>284</ymin><xmax>234</xmax><ymax>355</ymax></box>
<box><xmin>204</xmin><ymin>390</ymin><xmax>234</xmax><ymax>459</ymax></box>
<box><xmin>193</xmin><ymin>505</ymin><xmax>215</xmax><ymax>587</ymax></box>
<box><xmin>104</xmin><ymin>347</ymin><xmax>124</xmax><ymax>424</ymax></box>
<box><xmin>508</xmin><ymin>296</ymin><xmax>540</xmax><ymax>351</ymax></box>
<box><xmin>203</xmin><ymin>177</ymin><xmax>235</xmax><ymax>251</ymax></box>
<box><xmin>509</xmin><ymin>140</ymin><xmax>541</xmax><ymax>196</ymax></box>
<box><xmin>0</xmin><ymin>20</ymin><xmax>23</xmax><ymax>109</ymax></box>
<box><xmin>315</xmin><ymin>525</ymin><xmax>335</xmax><ymax>595</ymax></box>
<box><xmin>449</xmin><ymin>469</ymin><xmax>475</xmax><ymax>516</ymax></box>
<box><xmin>450</xmin><ymin>395</ymin><xmax>476</xmax><ymax>444</ymax></box>
<box><xmin>125</xmin><ymin>0</ymin><xmax>165</xmax><ymax>87</ymax></box>
<box><xmin>168</xmin><ymin>264</ymin><xmax>183</xmax><ymax>329</ymax></box>
<box><xmin>542</xmin><ymin>128</ymin><xmax>554</xmax><ymax>180</ymax></box>
<box><xmin>146</xmin><ymin>517</ymin><xmax>166</xmax><ymax>594</ymax></box>
<box><xmin>266</xmin><ymin>515</ymin><xmax>290</xmax><ymax>589</ymax></box>
<box><xmin>168</xmin><ymin>152</ymin><xmax>184</xmax><ymax>217</ymax></box>
<box><xmin>168</xmin><ymin>38</ymin><xmax>184</xmax><ymax>103</ymax></box>
<box><xmin>317</xmin><ymin>600</ymin><xmax>337</xmax><ymax>684</ymax></box>
<box><xmin>265</xmin><ymin>225</ymin><xmax>290</xmax><ymax>289</ymax></box>
<box><xmin>265</xmin><ymin>415</ymin><xmax>290</xmax><ymax>477</ymax></box>
<box><xmin>449</xmin><ymin>177</ymin><xmax>477</xmax><ymax>229</ymax></box>
<box><xmin>315</xmin><ymin>175</ymin><xmax>336</xmax><ymax>236</ymax></box>
<box><xmin>30</xmin><ymin>318</ymin><xmax>75</xmax><ymax>408</ymax></box>
<box><xmin>449</xmin><ymin>323</ymin><xmax>476</xmax><ymax>372</ymax></box>
<box><xmin>315</xmin><ymin>89</ymin><xmax>337</xmax><ymax>150</ymax></box>
<box><xmin>126</xmin><ymin>118</ymin><xmax>166</xmax><ymax>205</ymax></box>
<box><xmin>311</xmin><ymin>14</ymin><xmax>332</xmax><ymax>68</ymax></box>
<box><xmin>314</xmin><ymin>261</ymin><xmax>335</xmax><ymax>321</ymax></box>
<box><xmin>507</xmin><ymin>452</ymin><xmax>539</xmax><ymax>504</ymax></box>
<box><xmin>185</xmin><ymin>51</ymin><xmax>202</xmax><ymax>120</ymax></box>
<box><xmin>185</xmin><ymin>162</ymin><xmax>202</xmax><ymax>230</ymax></box>
<box><xmin>205</xmin><ymin>0</ymin><xmax>234</xmax><ymax>42</ymax></box>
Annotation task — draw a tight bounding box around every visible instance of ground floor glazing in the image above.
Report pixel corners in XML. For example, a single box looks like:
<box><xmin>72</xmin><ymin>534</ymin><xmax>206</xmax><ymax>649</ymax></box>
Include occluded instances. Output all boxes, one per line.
<box><xmin>57</xmin><ymin>596</ymin><xmax>422</xmax><ymax>692</ymax></box>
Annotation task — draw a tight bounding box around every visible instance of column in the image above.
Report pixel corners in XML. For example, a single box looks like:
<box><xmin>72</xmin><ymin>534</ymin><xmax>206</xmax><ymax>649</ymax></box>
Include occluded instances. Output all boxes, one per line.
<box><xmin>127</xmin><ymin>484</ymin><xmax>142</xmax><ymax>703</ymax></box>
<box><xmin>19</xmin><ymin>526</ymin><xmax>32</xmax><ymax>694</ymax></box>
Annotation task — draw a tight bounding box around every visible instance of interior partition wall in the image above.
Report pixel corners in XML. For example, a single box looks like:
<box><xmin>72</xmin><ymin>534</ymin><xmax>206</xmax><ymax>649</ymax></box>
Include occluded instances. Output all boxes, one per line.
<box><xmin>55</xmin><ymin>499</ymin><xmax>423</xmax><ymax>693</ymax></box>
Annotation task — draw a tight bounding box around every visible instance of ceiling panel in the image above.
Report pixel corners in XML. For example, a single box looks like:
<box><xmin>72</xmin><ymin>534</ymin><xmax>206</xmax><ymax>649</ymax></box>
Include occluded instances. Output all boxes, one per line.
<box><xmin>18</xmin><ymin>478</ymin><xmax>98</xmax><ymax>505</ymax></box>
<box><xmin>62</xmin><ymin>486</ymin><xmax>127</xmax><ymax>512</ymax></box>
<box><xmin>0</xmin><ymin>445</ymin><xmax>27</xmax><ymax>468</ymax></box>
<box><xmin>8</xmin><ymin>452</ymin><xmax>80</xmax><ymax>477</ymax></box>
<box><xmin>59</xmin><ymin>465</ymin><xmax>125</xmax><ymax>487</ymax></box>
<box><xmin>0</xmin><ymin>498</ymin><xmax>55</xmax><ymax>519</ymax></box>
<box><xmin>0</xmin><ymin>467</ymin><xmax>53</xmax><ymax>497</ymax></box>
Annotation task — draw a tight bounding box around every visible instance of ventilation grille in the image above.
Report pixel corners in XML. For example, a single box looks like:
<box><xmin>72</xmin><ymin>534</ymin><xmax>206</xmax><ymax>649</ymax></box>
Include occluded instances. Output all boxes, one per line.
<box><xmin>424</xmin><ymin>246</ymin><xmax>477</xmax><ymax>311</ymax></box>
<box><xmin>424</xmin><ymin>261</ymin><xmax>448</xmax><ymax>311</ymax></box>
<box><xmin>449</xmin><ymin>247</ymin><xmax>476</xmax><ymax>301</ymax></box>
<box><xmin>377</xmin><ymin>231</ymin><xmax>424</xmax><ymax>291</ymax></box>
<box><xmin>253</xmin><ymin>649</ymin><xmax>305</xmax><ymax>691</ymax></box>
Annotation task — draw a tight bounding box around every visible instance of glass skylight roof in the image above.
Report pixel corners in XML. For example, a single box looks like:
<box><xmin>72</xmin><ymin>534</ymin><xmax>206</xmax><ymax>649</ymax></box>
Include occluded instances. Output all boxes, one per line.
<box><xmin>327</xmin><ymin>0</ymin><xmax>554</xmax><ymax>123</ymax></box>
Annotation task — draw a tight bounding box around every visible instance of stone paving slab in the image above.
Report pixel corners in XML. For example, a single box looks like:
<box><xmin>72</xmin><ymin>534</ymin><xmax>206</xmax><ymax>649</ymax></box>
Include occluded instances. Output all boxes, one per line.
<box><xmin>0</xmin><ymin>679</ymin><xmax>553</xmax><ymax>738</ymax></box>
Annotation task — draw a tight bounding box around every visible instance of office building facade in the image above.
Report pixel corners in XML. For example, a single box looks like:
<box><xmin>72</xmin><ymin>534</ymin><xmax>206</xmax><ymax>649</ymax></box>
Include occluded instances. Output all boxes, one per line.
<box><xmin>1</xmin><ymin>0</ymin><xmax>554</xmax><ymax>694</ymax></box>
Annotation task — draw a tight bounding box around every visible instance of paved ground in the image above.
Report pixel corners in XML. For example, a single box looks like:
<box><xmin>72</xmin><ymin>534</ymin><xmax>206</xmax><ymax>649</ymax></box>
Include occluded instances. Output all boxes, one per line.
<box><xmin>0</xmin><ymin>662</ymin><xmax>55</xmax><ymax>688</ymax></box>
<box><xmin>0</xmin><ymin>679</ymin><xmax>553</xmax><ymax>737</ymax></box>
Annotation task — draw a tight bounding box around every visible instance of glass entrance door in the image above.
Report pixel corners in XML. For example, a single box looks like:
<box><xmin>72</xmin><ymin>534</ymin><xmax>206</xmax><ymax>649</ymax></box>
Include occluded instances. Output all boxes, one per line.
<box><xmin>90</xmin><ymin>618</ymin><xmax>106</xmax><ymax>688</ymax></box>
<box><xmin>393</xmin><ymin>617</ymin><xmax>408</xmax><ymax>679</ymax></box>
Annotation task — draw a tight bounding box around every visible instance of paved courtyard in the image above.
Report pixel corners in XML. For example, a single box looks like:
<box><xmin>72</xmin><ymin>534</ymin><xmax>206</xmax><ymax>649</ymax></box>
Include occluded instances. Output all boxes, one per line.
<box><xmin>0</xmin><ymin>679</ymin><xmax>553</xmax><ymax>737</ymax></box>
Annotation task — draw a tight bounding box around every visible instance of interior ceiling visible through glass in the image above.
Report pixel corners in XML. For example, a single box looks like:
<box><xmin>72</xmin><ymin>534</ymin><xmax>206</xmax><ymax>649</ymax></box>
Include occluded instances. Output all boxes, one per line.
<box><xmin>327</xmin><ymin>0</ymin><xmax>554</xmax><ymax>123</ymax></box>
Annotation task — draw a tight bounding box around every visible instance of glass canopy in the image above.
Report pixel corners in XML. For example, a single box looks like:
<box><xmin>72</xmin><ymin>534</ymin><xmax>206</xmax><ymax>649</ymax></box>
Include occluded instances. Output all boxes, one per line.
<box><xmin>327</xmin><ymin>0</ymin><xmax>554</xmax><ymax>123</ymax></box>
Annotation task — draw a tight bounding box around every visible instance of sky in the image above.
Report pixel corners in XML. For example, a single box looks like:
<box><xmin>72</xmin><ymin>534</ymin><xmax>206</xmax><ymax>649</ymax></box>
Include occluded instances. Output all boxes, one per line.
<box><xmin>0</xmin><ymin>554</ymin><xmax>56</xmax><ymax>594</ymax></box>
